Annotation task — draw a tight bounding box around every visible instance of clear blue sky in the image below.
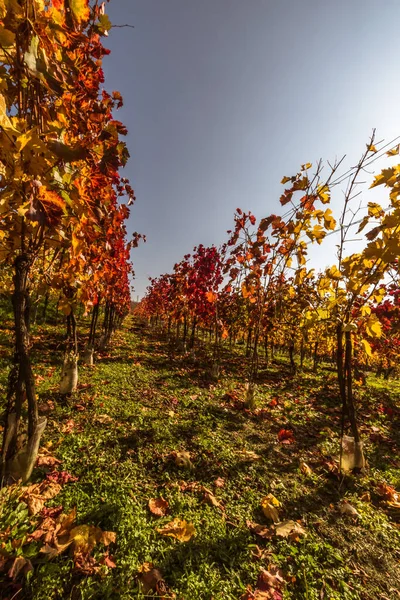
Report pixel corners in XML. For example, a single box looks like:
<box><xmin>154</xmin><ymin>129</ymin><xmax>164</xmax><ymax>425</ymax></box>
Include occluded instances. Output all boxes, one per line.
<box><xmin>103</xmin><ymin>0</ymin><xmax>400</xmax><ymax>298</ymax></box>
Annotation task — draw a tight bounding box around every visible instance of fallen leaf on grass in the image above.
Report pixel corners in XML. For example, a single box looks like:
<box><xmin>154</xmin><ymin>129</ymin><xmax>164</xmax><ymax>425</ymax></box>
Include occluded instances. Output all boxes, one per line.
<box><xmin>323</xmin><ymin>458</ymin><xmax>340</xmax><ymax>475</ymax></box>
<box><xmin>360</xmin><ymin>491</ymin><xmax>370</xmax><ymax>502</ymax></box>
<box><xmin>275</xmin><ymin>520</ymin><xmax>306</xmax><ymax>541</ymax></box>
<box><xmin>214</xmin><ymin>477</ymin><xmax>225</xmax><ymax>488</ymax></box>
<box><xmin>66</xmin><ymin>524</ymin><xmax>116</xmax><ymax>555</ymax></box>
<box><xmin>73</xmin><ymin>551</ymin><xmax>100</xmax><ymax>576</ymax></box>
<box><xmin>46</xmin><ymin>470</ymin><xmax>79</xmax><ymax>485</ymax></box>
<box><xmin>36</xmin><ymin>447</ymin><xmax>62</xmax><ymax>469</ymax></box>
<box><xmin>338</xmin><ymin>501</ymin><xmax>360</xmax><ymax>517</ymax></box>
<box><xmin>300</xmin><ymin>461</ymin><xmax>312</xmax><ymax>476</ymax></box>
<box><xmin>61</xmin><ymin>419</ymin><xmax>76</xmax><ymax>434</ymax></box>
<box><xmin>256</xmin><ymin>565</ymin><xmax>285</xmax><ymax>599</ymax></box>
<box><xmin>38</xmin><ymin>506</ymin><xmax>116</xmax><ymax>573</ymax></box>
<box><xmin>138</xmin><ymin>562</ymin><xmax>176</xmax><ymax>597</ymax></box>
<box><xmin>277</xmin><ymin>429</ymin><xmax>295</xmax><ymax>444</ymax></box>
<box><xmin>241</xmin><ymin>565</ymin><xmax>284</xmax><ymax>600</ymax></box>
<box><xmin>8</xmin><ymin>556</ymin><xmax>33</xmax><ymax>580</ymax></box>
<box><xmin>149</xmin><ymin>497</ymin><xmax>169</xmax><ymax>517</ymax></box>
<box><xmin>202</xmin><ymin>487</ymin><xmax>224</xmax><ymax>512</ymax></box>
<box><xmin>95</xmin><ymin>414</ymin><xmax>113</xmax><ymax>425</ymax></box>
<box><xmin>100</xmin><ymin>553</ymin><xmax>116</xmax><ymax>568</ymax></box>
<box><xmin>21</xmin><ymin>481</ymin><xmax>62</xmax><ymax>515</ymax></box>
<box><xmin>178</xmin><ymin>481</ymin><xmax>224</xmax><ymax>512</ymax></box>
<box><xmin>237</xmin><ymin>450</ymin><xmax>262</xmax><ymax>462</ymax></box>
<box><xmin>246</xmin><ymin>520</ymin><xmax>274</xmax><ymax>539</ymax></box>
<box><xmin>261</xmin><ymin>494</ymin><xmax>281</xmax><ymax>523</ymax></box>
<box><xmin>157</xmin><ymin>519</ymin><xmax>195</xmax><ymax>542</ymax></box>
<box><xmin>376</xmin><ymin>482</ymin><xmax>399</xmax><ymax>504</ymax></box>
<box><xmin>173</xmin><ymin>451</ymin><xmax>193</xmax><ymax>469</ymax></box>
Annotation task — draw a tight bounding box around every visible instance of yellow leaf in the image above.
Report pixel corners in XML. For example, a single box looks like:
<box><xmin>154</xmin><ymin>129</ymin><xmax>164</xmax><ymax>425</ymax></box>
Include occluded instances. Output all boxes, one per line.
<box><xmin>367</xmin><ymin>202</ymin><xmax>384</xmax><ymax>218</ymax></box>
<box><xmin>261</xmin><ymin>494</ymin><xmax>281</xmax><ymax>523</ymax></box>
<box><xmin>17</xmin><ymin>203</ymin><xmax>30</xmax><ymax>217</ymax></box>
<box><xmin>307</xmin><ymin>224</ymin><xmax>326</xmax><ymax>244</ymax></box>
<box><xmin>157</xmin><ymin>519</ymin><xmax>195</xmax><ymax>542</ymax></box>
<box><xmin>16</xmin><ymin>128</ymin><xmax>38</xmax><ymax>153</ymax></box>
<box><xmin>323</xmin><ymin>208</ymin><xmax>336</xmax><ymax>231</ymax></box>
<box><xmin>360</xmin><ymin>305</ymin><xmax>371</xmax><ymax>317</ymax></box>
<box><xmin>370</xmin><ymin>166</ymin><xmax>399</xmax><ymax>189</ymax></box>
<box><xmin>367</xmin><ymin>143</ymin><xmax>377</xmax><ymax>153</ymax></box>
<box><xmin>68</xmin><ymin>524</ymin><xmax>98</xmax><ymax>554</ymax></box>
<box><xmin>386</xmin><ymin>145</ymin><xmax>399</xmax><ymax>157</ymax></box>
<box><xmin>295</xmin><ymin>267</ymin><xmax>307</xmax><ymax>286</ymax></box>
<box><xmin>300</xmin><ymin>462</ymin><xmax>312</xmax><ymax>476</ymax></box>
<box><xmin>361</xmin><ymin>339</ymin><xmax>372</xmax><ymax>357</ymax></box>
<box><xmin>281</xmin><ymin>176</ymin><xmax>291</xmax><ymax>184</ymax></box>
<box><xmin>72</xmin><ymin>233</ymin><xmax>82</xmax><ymax>256</ymax></box>
<box><xmin>343</xmin><ymin>322</ymin><xmax>357</xmax><ymax>332</ymax></box>
<box><xmin>317</xmin><ymin>184</ymin><xmax>330</xmax><ymax>204</ymax></box>
<box><xmin>301</xmin><ymin>162</ymin><xmax>312</xmax><ymax>170</ymax></box>
<box><xmin>365</xmin><ymin>314</ymin><xmax>382</xmax><ymax>338</ymax></box>
<box><xmin>70</xmin><ymin>0</ymin><xmax>90</xmax><ymax>23</ymax></box>
<box><xmin>317</xmin><ymin>276</ymin><xmax>331</xmax><ymax>294</ymax></box>
<box><xmin>326</xmin><ymin>265</ymin><xmax>341</xmax><ymax>280</ymax></box>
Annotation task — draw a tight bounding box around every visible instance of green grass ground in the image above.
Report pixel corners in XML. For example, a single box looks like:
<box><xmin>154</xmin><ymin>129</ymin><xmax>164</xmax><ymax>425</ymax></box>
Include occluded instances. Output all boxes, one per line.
<box><xmin>0</xmin><ymin>316</ymin><xmax>400</xmax><ymax>599</ymax></box>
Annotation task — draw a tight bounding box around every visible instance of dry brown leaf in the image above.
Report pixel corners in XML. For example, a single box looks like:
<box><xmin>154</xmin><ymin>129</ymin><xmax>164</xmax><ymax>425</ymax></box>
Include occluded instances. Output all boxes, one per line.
<box><xmin>101</xmin><ymin>553</ymin><xmax>117</xmax><ymax>568</ymax></box>
<box><xmin>178</xmin><ymin>480</ymin><xmax>199</xmax><ymax>492</ymax></box>
<box><xmin>137</xmin><ymin>562</ymin><xmax>175</xmax><ymax>597</ymax></box>
<box><xmin>300</xmin><ymin>461</ymin><xmax>312</xmax><ymax>476</ymax></box>
<box><xmin>202</xmin><ymin>487</ymin><xmax>224</xmax><ymax>511</ymax></box>
<box><xmin>256</xmin><ymin>565</ymin><xmax>285</xmax><ymax>599</ymax></box>
<box><xmin>246</xmin><ymin>520</ymin><xmax>274</xmax><ymax>539</ymax></box>
<box><xmin>21</xmin><ymin>481</ymin><xmax>62</xmax><ymax>515</ymax></box>
<box><xmin>174</xmin><ymin>451</ymin><xmax>193</xmax><ymax>469</ymax></box>
<box><xmin>156</xmin><ymin>518</ymin><xmax>195</xmax><ymax>542</ymax></box>
<box><xmin>57</xmin><ymin>507</ymin><xmax>77</xmax><ymax>538</ymax></box>
<box><xmin>40</xmin><ymin>540</ymin><xmax>72</xmax><ymax>559</ymax></box>
<box><xmin>214</xmin><ymin>477</ymin><xmax>225</xmax><ymax>488</ymax></box>
<box><xmin>376</xmin><ymin>482</ymin><xmax>399</xmax><ymax>503</ymax></box>
<box><xmin>261</xmin><ymin>494</ymin><xmax>281</xmax><ymax>523</ymax></box>
<box><xmin>36</xmin><ymin>446</ymin><xmax>62</xmax><ymax>469</ymax></box>
<box><xmin>149</xmin><ymin>497</ymin><xmax>170</xmax><ymax>517</ymax></box>
<box><xmin>100</xmin><ymin>531</ymin><xmax>117</xmax><ymax>546</ymax></box>
<box><xmin>138</xmin><ymin>562</ymin><xmax>164</xmax><ymax>593</ymax></box>
<box><xmin>8</xmin><ymin>556</ymin><xmax>33</xmax><ymax>580</ymax></box>
<box><xmin>95</xmin><ymin>414</ymin><xmax>113</xmax><ymax>424</ymax></box>
<box><xmin>73</xmin><ymin>551</ymin><xmax>100</xmax><ymax>576</ymax></box>
<box><xmin>339</xmin><ymin>501</ymin><xmax>360</xmax><ymax>517</ymax></box>
<box><xmin>61</xmin><ymin>419</ymin><xmax>76</xmax><ymax>434</ymax></box>
<box><xmin>275</xmin><ymin>520</ymin><xmax>306</xmax><ymax>540</ymax></box>
<box><xmin>360</xmin><ymin>491</ymin><xmax>370</xmax><ymax>502</ymax></box>
<box><xmin>238</xmin><ymin>450</ymin><xmax>262</xmax><ymax>462</ymax></box>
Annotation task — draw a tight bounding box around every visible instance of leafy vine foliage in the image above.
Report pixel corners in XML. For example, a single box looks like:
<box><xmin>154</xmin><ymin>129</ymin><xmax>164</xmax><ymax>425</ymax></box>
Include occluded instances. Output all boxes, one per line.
<box><xmin>138</xmin><ymin>142</ymin><xmax>400</xmax><ymax>468</ymax></box>
<box><xmin>0</xmin><ymin>0</ymin><xmax>137</xmax><ymax>482</ymax></box>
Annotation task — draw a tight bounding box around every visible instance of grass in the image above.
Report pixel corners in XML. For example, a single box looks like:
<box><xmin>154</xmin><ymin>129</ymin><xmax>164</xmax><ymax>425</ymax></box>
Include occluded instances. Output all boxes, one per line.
<box><xmin>0</xmin><ymin>315</ymin><xmax>400</xmax><ymax>599</ymax></box>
